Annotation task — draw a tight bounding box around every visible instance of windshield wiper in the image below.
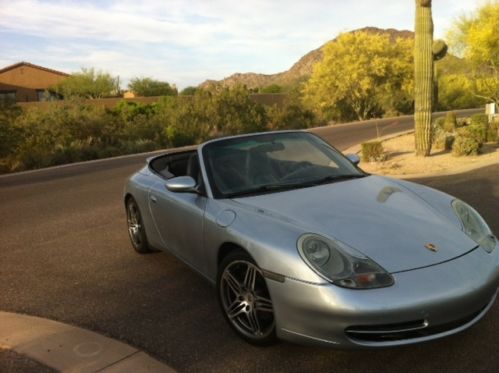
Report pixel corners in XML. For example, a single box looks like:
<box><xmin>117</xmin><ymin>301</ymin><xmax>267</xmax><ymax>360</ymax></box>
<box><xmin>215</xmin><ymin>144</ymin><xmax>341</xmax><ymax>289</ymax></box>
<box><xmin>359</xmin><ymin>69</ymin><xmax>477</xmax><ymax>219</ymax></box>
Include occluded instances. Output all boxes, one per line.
<box><xmin>225</xmin><ymin>182</ymin><xmax>305</xmax><ymax>198</ymax></box>
<box><xmin>225</xmin><ymin>174</ymin><xmax>365</xmax><ymax>198</ymax></box>
<box><xmin>308</xmin><ymin>174</ymin><xmax>366</xmax><ymax>186</ymax></box>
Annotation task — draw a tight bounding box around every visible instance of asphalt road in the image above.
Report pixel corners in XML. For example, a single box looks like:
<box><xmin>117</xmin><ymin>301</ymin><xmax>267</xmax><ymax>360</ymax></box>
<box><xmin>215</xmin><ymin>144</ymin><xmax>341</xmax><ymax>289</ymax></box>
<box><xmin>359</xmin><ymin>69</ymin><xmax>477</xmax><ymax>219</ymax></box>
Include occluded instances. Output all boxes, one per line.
<box><xmin>1</xmin><ymin>109</ymin><xmax>497</xmax><ymax>373</ymax></box>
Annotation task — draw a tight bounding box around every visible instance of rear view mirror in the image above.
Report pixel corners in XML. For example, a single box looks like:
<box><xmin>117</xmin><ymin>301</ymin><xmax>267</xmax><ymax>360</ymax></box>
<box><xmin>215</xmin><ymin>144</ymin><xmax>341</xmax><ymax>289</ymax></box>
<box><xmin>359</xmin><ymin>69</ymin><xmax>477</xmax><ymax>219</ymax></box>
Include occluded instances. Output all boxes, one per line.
<box><xmin>346</xmin><ymin>154</ymin><xmax>360</xmax><ymax>166</ymax></box>
<box><xmin>165</xmin><ymin>176</ymin><xmax>197</xmax><ymax>193</ymax></box>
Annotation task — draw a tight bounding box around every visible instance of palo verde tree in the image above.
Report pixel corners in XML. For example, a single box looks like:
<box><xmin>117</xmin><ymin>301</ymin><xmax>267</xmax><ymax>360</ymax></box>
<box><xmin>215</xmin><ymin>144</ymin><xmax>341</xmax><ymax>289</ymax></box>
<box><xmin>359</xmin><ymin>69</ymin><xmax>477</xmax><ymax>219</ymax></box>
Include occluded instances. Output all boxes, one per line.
<box><xmin>52</xmin><ymin>68</ymin><xmax>120</xmax><ymax>99</ymax></box>
<box><xmin>414</xmin><ymin>0</ymin><xmax>447</xmax><ymax>156</ymax></box>
<box><xmin>128</xmin><ymin>77</ymin><xmax>177</xmax><ymax>97</ymax></box>
<box><xmin>303</xmin><ymin>31</ymin><xmax>414</xmax><ymax>122</ymax></box>
<box><xmin>447</xmin><ymin>1</ymin><xmax>498</xmax><ymax>105</ymax></box>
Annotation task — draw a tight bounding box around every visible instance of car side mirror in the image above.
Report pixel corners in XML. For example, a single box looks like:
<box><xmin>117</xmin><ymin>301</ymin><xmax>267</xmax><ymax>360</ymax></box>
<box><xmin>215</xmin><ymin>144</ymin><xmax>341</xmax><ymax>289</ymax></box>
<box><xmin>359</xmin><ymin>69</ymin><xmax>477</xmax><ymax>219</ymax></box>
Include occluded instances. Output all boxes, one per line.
<box><xmin>165</xmin><ymin>176</ymin><xmax>197</xmax><ymax>193</ymax></box>
<box><xmin>346</xmin><ymin>154</ymin><xmax>360</xmax><ymax>166</ymax></box>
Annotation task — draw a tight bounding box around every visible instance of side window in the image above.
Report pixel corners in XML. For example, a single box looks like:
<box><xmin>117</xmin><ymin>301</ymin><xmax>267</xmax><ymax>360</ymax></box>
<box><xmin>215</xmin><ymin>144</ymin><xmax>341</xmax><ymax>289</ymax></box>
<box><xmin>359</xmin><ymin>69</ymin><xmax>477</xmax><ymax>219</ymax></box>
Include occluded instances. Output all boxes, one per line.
<box><xmin>149</xmin><ymin>152</ymin><xmax>200</xmax><ymax>180</ymax></box>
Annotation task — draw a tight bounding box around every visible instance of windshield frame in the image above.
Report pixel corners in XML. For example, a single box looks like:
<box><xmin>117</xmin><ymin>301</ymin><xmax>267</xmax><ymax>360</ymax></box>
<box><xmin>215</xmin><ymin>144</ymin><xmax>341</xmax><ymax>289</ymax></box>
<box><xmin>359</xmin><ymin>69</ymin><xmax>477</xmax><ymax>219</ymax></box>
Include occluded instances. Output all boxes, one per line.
<box><xmin>200</xmin><ymin>131</ymin><xmax>366</xmax><ymax>199</ymax></box>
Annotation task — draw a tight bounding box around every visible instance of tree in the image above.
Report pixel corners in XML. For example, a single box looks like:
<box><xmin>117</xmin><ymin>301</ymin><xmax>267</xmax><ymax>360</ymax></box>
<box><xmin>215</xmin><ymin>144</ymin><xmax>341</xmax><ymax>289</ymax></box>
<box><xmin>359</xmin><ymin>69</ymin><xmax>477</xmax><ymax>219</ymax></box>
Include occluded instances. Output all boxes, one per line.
<box><xmin>447</xmin><ymin>2</ymin><xmax>499</xmax><ymax>104</ymax></box>
<box><xmin>260</xmin><ymin>84</ymin><xmax>283</xmax><ymax>94</ymax></box>
<box><xmin>302</xmin><ymin>31</ymin><xmax>414</xmax><ymax>122</ymax></box>
<box><xmin>180</xmin><ymin>86</ymin><xmax>198</xmax><ymax>95</ymax></box>
<box><xmin>52</xmin><ymin>68</ymin><xmax>119</xmax><ymax>99</ymax></box>
<box><xmin>438</xmin><ymin>74</ymin><xmax>483</xmax><ymax>110</ymax></box>
<box><xmin>128</xmin><ymin>77</ymin><xmax>177</xmax><ymax>97</ymax></box>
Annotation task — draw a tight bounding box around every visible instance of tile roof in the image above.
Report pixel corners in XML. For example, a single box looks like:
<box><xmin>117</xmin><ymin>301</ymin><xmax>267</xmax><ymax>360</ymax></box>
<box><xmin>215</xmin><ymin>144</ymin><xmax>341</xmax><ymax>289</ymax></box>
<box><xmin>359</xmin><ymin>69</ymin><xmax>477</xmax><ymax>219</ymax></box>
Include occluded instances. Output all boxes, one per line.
<box><xmin>0</xmin><ymin>61</ymin><xmax>70</xmax><ymax>76</ymax></box>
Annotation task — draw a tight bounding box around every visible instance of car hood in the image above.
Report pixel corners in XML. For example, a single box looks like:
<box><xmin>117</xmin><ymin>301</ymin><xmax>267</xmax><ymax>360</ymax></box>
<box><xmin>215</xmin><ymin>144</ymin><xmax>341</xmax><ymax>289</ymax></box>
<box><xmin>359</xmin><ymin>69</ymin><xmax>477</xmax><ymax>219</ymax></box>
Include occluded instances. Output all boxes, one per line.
<box><xmin>231</xmin><ymin>175</ymin><xmax>477</xmax><ymax>273</ymax></box>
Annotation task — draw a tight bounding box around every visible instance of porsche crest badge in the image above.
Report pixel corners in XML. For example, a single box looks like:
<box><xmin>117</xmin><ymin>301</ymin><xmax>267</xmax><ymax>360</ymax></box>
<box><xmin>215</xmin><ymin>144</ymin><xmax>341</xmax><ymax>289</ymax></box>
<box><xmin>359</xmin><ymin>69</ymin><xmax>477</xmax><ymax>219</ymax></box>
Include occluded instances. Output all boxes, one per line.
<box><xmin>424</xmin><ymin>243</ymin><xmax>438</xmax><ymax>252</ymax></box>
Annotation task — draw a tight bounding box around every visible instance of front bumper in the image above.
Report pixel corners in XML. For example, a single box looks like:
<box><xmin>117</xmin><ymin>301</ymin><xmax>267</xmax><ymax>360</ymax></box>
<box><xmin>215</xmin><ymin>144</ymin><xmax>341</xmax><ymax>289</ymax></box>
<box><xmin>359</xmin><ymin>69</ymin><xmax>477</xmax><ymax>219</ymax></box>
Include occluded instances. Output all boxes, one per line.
<box><xmin>266</xmin><ymin>244</ymin><xmax>499</xmax><ymax>347</ymax></box>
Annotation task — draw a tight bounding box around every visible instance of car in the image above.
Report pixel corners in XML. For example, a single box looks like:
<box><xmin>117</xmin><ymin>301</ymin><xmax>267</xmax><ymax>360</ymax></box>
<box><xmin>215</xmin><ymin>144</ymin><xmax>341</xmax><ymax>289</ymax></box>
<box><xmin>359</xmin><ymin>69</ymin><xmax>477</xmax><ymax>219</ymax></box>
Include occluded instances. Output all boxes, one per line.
<box><xmin>124</xmin><ymin>130</ymin><xmax>499</xmax><ymax>347</ymax></box>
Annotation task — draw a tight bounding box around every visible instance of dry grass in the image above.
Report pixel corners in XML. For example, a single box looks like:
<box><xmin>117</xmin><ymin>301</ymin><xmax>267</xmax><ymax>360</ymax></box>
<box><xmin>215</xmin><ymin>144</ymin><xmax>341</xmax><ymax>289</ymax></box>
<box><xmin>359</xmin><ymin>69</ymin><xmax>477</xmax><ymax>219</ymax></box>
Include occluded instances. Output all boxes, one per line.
<box><xmin>359</xmin><ymin>133</ymin><xmax>499</xmax><ymax>176</ymax></box>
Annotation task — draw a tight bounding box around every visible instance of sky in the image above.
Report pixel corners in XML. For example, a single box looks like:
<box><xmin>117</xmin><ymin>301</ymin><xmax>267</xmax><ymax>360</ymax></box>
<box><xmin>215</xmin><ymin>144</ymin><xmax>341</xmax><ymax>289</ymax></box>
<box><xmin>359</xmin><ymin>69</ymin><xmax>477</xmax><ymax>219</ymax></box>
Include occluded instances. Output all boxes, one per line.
<box><xmin>0</xmin><ymin>0</ymin><xmax>483</xmax><ymax>89</ymax></box>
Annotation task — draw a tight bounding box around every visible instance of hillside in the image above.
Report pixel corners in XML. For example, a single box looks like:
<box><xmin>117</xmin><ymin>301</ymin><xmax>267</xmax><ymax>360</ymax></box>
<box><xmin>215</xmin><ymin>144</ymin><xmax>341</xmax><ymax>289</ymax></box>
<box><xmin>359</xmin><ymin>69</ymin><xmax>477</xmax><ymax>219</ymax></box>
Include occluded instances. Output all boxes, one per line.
<box><xmin>199</xmin><ymin>27</ymin><xmax>413</xmax><ymax>90</ymax></box>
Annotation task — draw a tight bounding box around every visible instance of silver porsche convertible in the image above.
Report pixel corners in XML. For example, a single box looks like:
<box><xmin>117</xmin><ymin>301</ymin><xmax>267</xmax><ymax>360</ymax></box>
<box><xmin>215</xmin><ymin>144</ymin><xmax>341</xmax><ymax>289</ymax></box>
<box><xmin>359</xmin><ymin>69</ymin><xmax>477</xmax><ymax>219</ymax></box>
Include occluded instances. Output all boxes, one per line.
<box><xmin>124</xmin><ymin>131</ymin><xmax>498</xmax><ymax>347</ymax></box>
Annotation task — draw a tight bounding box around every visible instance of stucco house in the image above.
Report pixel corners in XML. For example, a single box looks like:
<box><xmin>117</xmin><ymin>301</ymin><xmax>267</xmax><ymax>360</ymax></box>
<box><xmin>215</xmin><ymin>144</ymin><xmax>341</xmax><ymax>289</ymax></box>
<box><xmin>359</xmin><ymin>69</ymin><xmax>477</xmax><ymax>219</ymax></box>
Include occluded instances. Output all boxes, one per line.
<box><xmin>0</xmin><ymin>61</ymin><xmax>69</xmax><ymax>103</ymax></box>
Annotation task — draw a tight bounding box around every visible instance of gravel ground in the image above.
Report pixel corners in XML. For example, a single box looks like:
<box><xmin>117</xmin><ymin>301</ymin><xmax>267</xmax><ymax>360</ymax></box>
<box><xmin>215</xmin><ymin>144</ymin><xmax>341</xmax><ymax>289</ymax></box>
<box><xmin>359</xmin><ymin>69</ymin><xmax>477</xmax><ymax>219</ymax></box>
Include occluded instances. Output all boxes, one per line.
<box><xmin>360</xmin><ymin>134</ymin><xmax>499</xmax><ymax>176</ymax></box>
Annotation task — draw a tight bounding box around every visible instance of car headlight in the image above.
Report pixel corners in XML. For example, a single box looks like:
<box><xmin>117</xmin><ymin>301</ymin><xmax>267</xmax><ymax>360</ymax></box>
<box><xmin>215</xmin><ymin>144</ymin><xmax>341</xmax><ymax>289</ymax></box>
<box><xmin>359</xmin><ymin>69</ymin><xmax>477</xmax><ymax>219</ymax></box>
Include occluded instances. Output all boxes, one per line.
<box><xmin>297</xmin><ymin>234</ymin><xmax>394</xmax><ymax>289</ymax></box>
<box><xmin>452</xmin><ymin>199</ymin><xmax>496</xmax><ymax>253</ymax></box>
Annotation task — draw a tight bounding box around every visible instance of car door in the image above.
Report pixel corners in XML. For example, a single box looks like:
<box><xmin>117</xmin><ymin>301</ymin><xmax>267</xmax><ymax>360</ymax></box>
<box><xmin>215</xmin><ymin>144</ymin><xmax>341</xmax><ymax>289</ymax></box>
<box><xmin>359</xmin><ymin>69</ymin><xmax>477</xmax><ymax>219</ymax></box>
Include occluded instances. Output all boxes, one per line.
<box><xmin>148</xmin><ymin>156</ymin><xmax>207</xmax><ymax>273</ymax></box>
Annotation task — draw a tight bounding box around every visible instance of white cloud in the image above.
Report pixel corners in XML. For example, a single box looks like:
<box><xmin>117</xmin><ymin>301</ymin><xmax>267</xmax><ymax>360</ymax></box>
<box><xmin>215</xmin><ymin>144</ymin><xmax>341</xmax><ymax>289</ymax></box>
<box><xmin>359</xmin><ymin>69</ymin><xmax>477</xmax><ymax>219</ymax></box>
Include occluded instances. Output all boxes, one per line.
<box><xmin>0</xmin><ymin>0</ymin><xmax>484</xmax><ymax>88</ymax></box>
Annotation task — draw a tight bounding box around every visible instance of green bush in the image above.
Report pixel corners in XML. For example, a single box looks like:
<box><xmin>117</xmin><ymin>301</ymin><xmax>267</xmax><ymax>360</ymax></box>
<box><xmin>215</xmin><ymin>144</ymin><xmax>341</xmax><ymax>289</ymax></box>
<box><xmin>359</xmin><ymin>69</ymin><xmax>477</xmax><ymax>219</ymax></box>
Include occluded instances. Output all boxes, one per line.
<box><xmin>468</xmin><ymin>123</ymin><xmax>487</xmax><ymax>144</ymax></box>
<box><xmin>0</xmin><ymin>103</ymin><xmax>23</xmax><ymax>158</ymax></box>
<box><xmin>433</xmin><ymin>127</ymin><xmax>454</xmax><ymax>151</ymax></box>
<box><xmin>452</xmin><ymin>127</ymin><xmax>482</xmax><ymax>156</ymax></box>
<box><xmin>434</xmin><ymin>117</ymin><xmax>445</xmax><ymax>130</ymax></box>
<box><xmin>361</xmin><ymin>141</ymin><xmax>384</xmax><ymax>162</ymax></box>
<box><xmin>470</xmin><ymin>114</ymin><xmax>489</xmax><ymax>141</ymax></box>
<box><xmin>266</xmin><ymin>104</ymin><xmax>316</xmax><ymax>130</ymax></box>
<box><xmin>443</xmin><ymin>111</ymin><xmax>457</xmax><ymax>133</ymax></box>
<box><xmin>260</xmin><ymin>84</ymin><xmax>283</xmax><ymax>94</ymax></box>
<box><xmin>487</xmin><ymin>117</ymin><xmax>498</xmax><ymax>143</ymax></box>
<box><xmin>0</xmin><ymin>86</ymin><xmax>320</xmax><ymax>173</ymax></box>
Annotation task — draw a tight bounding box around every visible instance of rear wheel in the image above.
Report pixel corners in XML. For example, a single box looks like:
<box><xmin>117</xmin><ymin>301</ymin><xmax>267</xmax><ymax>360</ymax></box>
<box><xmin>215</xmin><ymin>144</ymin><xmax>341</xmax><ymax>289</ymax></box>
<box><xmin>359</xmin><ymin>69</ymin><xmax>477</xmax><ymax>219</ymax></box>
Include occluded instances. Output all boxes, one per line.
<box><xmin>217</xmin><ymin>250</ymin><xmax>277</xmax><ymax>346</ymax></box>
<box><xmin>126</xmin><ymin>197</ymin><xmax>152</xmax><ymax>253</ymax></box>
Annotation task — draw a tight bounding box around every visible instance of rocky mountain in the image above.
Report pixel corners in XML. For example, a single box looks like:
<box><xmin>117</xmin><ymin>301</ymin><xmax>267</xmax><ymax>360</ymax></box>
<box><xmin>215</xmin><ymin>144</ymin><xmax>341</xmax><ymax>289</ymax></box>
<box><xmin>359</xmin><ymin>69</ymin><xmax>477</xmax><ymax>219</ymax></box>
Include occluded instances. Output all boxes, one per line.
<box><xmin>199</xmin><ymin>27</ymin><xmax>414</xmax><ymax>90</ymax></box>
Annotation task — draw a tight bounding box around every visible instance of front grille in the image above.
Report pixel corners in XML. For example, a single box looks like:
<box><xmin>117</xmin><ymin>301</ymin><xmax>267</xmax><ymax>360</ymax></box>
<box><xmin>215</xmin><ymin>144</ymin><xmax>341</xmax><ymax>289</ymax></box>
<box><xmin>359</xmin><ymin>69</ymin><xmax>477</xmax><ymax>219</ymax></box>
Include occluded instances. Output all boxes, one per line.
<box><xmin>345</xmin><ymin>304</ymin><xmax>487</xmax><ymax>342</ymax></box>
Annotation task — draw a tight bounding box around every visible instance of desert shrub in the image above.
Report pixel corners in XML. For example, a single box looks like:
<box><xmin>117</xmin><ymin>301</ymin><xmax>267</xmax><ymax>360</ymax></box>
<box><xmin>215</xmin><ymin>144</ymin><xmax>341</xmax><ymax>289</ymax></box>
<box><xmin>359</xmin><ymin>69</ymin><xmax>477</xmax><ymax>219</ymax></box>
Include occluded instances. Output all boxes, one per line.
<box><xmin>157</xmin><ymin>95</ymin><xmax>211</xmax><ymax>147</ymax></box>
<box><xmin>470</xmin><ymin>114</ymin><xmax>489</xmax><ymax>141</ymax></box>
<box><xmin>468</xmin><ymin>124</ymin><xmax>488</xmax><ymax>144</ymax></box>
<box><xmin>7</xmin><ymin>101</ymin><xmax>127</xmax><ymax>170</ymax></box>
<box><xmin>0</xmin><ymin>103</ymin><xmax>23</xmax><ymax>158</ymax></box>
<box><xmin>361</xmin><ymin>141</ymin><xmax>384</xmax><ymax>162</ymax></box>
<box><xmin>434</xmin><ymin>117</ymin><xmax>445</xmax><ymax>130</ymax></box>
<box><xmin>260</xmin><ymin>84</ymin><xmax>283</xmax><ymax>94</ymax></box>
<box><xmin>0</xmin><ymin>85</ymin><xmax>323</xmax><ymax>173</ymax></box>
<box><xmin>452</xmin><ymin>127</ymin><xmax>482</xmax><ymax>156</ymax></box>
<box><xmin>433</xmin><ymin>126</ymin><xmax>454</xmax><ymax>150</ymax></box>
<box><xmin>443</xmin><ymin>111</ymin><xmax>457</xmax><ymax>132</ymax></box>
<box><xmin>266</xmin><ymin>104</ymin><xmax>316</xmax><ymax>130</ymax></box>
<box><xmin>211</xmin><ymin>86</ymin><xmax>268</xmax><ymax>136</ymax></box>
<box><xmin>487</xmin><ymin>117</ymin><xmax>499</xmax><ymax>142</ymax></box>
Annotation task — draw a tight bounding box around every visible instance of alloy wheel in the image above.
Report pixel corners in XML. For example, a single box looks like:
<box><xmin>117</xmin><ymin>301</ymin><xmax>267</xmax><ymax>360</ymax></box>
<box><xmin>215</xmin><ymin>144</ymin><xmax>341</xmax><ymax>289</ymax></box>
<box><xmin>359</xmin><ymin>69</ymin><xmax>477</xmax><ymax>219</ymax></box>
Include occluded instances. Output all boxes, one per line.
<box><xmin>219</xmin><ymin>259</ymin><xmax>275</xmax><ymax>341</ymax></box>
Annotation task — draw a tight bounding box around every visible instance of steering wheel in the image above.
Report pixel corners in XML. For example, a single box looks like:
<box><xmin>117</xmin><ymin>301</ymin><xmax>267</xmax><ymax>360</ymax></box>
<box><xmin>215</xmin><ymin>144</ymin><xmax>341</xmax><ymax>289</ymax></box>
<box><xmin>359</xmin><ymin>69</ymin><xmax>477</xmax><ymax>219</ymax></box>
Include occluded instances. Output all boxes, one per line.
<box><xmin>282</xmin><ymin>161</ymin><xmax>313</xmax><ymax>181</ymax></box>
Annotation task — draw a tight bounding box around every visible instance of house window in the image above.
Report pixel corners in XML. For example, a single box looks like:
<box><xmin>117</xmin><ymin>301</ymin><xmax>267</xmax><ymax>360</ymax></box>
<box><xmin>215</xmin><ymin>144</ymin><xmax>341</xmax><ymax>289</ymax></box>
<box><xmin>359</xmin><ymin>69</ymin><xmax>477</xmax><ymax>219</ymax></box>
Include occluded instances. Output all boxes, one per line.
<box><xmin>0</xmin><ymin>90</ymin><xmax>16</xmax><ymax>103</ymax></box>
<box><xmin>36</xmin><ymin>89</ymin><xmax>61</xmax><ymax>101</ymax></box>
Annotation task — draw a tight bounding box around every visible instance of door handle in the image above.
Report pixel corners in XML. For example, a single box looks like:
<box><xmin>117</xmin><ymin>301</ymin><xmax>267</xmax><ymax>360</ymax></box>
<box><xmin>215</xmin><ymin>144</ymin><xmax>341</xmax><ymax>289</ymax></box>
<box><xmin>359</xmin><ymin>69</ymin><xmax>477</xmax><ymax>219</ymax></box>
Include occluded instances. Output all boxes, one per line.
<box><xmin>150</xmin><ymin>195</ymin><xmax>157</xmax><ymax>203</ymax></box>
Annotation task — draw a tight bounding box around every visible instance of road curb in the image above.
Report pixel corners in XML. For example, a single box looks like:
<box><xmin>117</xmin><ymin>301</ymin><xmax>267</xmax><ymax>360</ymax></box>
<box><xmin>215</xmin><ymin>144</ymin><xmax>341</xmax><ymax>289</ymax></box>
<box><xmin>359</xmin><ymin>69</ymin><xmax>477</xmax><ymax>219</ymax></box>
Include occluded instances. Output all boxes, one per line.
<box><xmin>0</xmin><ymin>311</ymin><xmax>176</xmax><ymax>373</ymax></box>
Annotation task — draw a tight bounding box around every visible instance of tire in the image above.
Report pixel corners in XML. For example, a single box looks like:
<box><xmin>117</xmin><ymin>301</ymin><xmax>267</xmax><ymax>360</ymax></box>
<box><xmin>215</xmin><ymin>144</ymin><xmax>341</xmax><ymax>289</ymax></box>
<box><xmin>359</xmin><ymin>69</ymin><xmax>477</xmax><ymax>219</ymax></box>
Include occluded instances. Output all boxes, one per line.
<box><xmin>126</xmin><ymin>197</ymin><xmax>152</xmax><ymax>253</ymax></box>
<box><xmin>217</xmin><ymin>250</ymin><xmax>277</xmax><ymax>346</ymax></box>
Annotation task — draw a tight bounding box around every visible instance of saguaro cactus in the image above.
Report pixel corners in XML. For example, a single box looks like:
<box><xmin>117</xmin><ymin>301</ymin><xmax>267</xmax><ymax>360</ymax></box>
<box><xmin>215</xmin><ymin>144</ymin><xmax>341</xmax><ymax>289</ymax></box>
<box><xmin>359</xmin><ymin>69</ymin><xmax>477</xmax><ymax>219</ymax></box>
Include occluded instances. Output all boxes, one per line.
<box><xmin>414</xmin><ymin>0</ymin><xmax>434</xmax><ymax>156</ymax></box>
<box><xmin>432</xmin><ymin>39</ymin><xmax>448</xmax><ymax>106</ymax></box>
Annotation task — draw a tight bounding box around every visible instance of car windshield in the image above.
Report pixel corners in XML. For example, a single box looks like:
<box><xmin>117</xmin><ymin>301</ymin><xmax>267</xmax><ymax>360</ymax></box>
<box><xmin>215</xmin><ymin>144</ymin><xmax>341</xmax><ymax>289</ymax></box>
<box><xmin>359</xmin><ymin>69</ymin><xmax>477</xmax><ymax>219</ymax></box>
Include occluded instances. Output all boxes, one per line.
<box><xmin>202</xmin><ymin>132</ymin><xmax>365</xmax><ymax>198</ymax></box>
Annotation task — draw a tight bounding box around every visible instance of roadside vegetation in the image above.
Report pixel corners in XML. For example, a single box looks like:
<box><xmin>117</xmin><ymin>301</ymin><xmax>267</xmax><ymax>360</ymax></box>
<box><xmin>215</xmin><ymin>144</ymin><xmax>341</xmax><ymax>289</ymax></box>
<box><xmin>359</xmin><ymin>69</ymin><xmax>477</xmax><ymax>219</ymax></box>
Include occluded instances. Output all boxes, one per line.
<box><xmin>0</xmin><ymin>86</ymin><xmax>315</xmax><ymax>173</ymax></box>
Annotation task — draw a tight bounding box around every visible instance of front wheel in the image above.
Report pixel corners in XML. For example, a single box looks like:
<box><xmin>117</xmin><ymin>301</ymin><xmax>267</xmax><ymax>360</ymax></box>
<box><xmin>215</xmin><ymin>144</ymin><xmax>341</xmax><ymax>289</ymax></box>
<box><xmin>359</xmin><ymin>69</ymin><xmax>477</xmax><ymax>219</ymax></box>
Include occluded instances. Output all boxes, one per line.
<box><xmin>126</xmin><ymin>197</ymin><xmax>152</xmax><ymax>253</ymax></box>
<box><xmin>217</xmin><ymin>250</ymin><xmax>277</xmax><ymax>346</ymax></box>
